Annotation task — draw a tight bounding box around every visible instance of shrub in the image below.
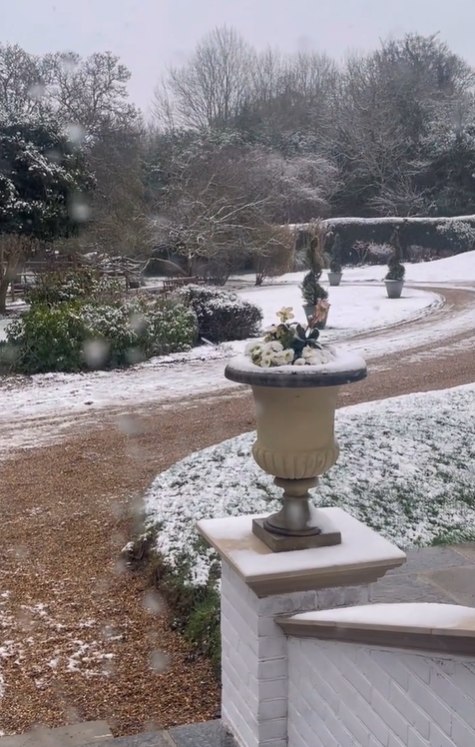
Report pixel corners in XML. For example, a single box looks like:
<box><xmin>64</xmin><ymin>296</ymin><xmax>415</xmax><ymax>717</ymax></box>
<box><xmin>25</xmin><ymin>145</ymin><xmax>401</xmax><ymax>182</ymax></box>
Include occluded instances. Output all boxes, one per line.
<box><xmin>26</xmin><ymin>268</ymin><xmax>125</xmax><ymax>307</ymax></box>
<box><xmin>178</xmin><ymin>285</ymin><xmax>262</xmax><ymax>342</ymax></box>
<box><xmin>6</xmin><ymin>297</ymin><xmax>198</xmax><ymax>374</ymax></box>
<box><xmin>436</xmin><ymin>220</ymin><xmax>475</xmax><ymax>250</ymax></box>
<box><xmin>6</xmin><ymin>303</ymin><xmax>87</xmax><ymax>373</ymax></box>
<box><xmin>25</xmin><ymin>268</ymin><xmax>99</xmax><ymax>306</ymax></box>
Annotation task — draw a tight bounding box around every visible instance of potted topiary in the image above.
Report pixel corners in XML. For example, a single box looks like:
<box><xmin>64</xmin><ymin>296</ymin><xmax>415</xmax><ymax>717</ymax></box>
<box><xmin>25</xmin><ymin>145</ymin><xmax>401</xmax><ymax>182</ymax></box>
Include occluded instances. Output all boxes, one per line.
<box><xmin>385</xmin><ymin>227</ymin><xmax>405</xmax><ymax>298</ymax></box>
<box><xmin>301</xmin><ymin>226</ymin><xmax>330</xmax><ymax>328</ymax></box>
<box><xmin>327</xmin><ymin>233</ymin><xmax>343</xmax><ymax>286</ymax></box>
<box><xmin>301</xmin><ymin>273</ymin><xmax>330</xmax><ymax>328</ymax></box>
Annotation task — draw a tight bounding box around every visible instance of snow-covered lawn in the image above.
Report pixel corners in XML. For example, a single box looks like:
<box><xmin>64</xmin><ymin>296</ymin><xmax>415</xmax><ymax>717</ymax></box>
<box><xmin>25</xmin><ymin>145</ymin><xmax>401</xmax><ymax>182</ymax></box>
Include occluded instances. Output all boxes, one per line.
<box><xmin>239</xmin><ymin>284</ymin><xmax>439</xmax><ymax>338</ymax></box>
<box><xmin>143</xmin><ymin>384</ymin><xmax>475</xmax><ymax>590</ymax></box>
<box><xmin>274</xmin><ymin>249</ymin><xmax>475</xmax><ymax>286</ymax></box>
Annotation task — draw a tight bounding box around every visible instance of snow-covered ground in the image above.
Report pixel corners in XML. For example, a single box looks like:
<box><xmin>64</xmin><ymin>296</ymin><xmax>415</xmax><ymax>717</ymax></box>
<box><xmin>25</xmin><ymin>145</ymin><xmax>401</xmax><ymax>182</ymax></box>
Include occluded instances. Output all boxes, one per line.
<box><xmin>0</xmin><ymin>251</ymin><xmax>473</xmax><ymax>457</ymax></box>
<box><xmin>274</xmin><ymin>249</ymin><xmax>475</xmax><ymax>286</ymax></box>
<box><xmin>239</xmin><ymin>284</ymin><xmax>438</xmax><ymax>337</ymax></box>
<box><xmin>143</xmin><ymin>384</ymin><xmax>475</xmax><ymax>590</ymax></box>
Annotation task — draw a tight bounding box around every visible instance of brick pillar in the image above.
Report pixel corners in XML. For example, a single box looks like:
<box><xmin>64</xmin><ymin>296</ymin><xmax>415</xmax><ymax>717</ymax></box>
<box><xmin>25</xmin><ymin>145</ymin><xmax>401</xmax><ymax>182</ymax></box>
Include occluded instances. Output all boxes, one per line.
<box><xmin>197</xmin><ymin>508</ymin><xmax>406</xmax><ymax>747</ymax></box>
<box><xmin>221</xmin><ymin>561</ymin><xmax>369</xmax><ymax>747</ymax></box>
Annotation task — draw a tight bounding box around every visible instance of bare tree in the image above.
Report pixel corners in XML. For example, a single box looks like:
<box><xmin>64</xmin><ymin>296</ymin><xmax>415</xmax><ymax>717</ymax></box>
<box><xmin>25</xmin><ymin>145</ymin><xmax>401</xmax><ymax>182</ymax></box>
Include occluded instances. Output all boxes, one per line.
<box><xmin>45</xmin><ymin>51</ymin><xmax>138</xmax><ymax>133</ymax></box>
<box><xmin>0</xmin><ymin>43</ymin><xmax>52</xmax><ymax>121</ymax></box>
<box><xmin>154</xmin><ymin>27</ymin><xmax>254</xmax><ymax>129</ymax></box>
<box><xmin>152</xmin><ymin>133</ymin><xmax>336</xmax><ymax>283</ymax></box>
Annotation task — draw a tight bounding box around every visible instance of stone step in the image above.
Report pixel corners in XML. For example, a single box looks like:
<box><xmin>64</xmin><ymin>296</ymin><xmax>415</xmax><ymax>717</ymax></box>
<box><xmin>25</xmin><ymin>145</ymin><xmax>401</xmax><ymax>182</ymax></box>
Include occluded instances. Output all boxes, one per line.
<box><xmin>0</xmin><ymin>721</ymin><xmax>113</xmax><ymax>746</ymax></box>
<box><xmin>81</xmin><ymin>721</ymin><xmax>236</xmax><ymax>747</ymax></box>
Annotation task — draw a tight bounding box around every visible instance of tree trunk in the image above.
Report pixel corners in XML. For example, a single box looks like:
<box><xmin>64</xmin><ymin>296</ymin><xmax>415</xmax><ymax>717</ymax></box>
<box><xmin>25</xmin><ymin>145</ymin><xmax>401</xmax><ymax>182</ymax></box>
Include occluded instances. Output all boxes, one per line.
<box><xmin>0</xmin><ymin>241</ymin><xmax>23</xmax><ymax>314</ymax></box>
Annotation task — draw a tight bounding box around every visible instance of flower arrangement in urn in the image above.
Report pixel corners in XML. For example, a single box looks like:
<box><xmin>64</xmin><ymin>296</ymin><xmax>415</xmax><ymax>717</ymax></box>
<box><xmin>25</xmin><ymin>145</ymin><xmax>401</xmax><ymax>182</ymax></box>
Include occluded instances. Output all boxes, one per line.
<box><xmin>246</xmin><ymin>307</ymin><xmax>334</xmax><ymax>368</ymax></box>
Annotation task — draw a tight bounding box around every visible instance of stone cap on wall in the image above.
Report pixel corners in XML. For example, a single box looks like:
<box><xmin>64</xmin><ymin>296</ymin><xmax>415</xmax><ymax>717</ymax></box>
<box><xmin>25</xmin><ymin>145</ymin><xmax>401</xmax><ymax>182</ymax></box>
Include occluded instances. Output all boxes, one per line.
<box><xmin>197</xmin><ymin>508</ymin><xmax>406</xmax><ymax>597</ymax></box>
<box><xmin>277</xmin><ymin>602</ymin><xmax>475</xmax><ymax>654</ymax></box>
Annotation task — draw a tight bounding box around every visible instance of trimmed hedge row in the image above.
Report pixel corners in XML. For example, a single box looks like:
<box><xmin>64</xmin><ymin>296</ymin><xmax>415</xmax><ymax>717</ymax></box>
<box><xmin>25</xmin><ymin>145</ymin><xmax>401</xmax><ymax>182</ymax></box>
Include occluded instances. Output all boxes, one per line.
<box><xmin>294</xmin><ymin>215</ymin><xmax>475</xmax><ymax>264</ymax></box>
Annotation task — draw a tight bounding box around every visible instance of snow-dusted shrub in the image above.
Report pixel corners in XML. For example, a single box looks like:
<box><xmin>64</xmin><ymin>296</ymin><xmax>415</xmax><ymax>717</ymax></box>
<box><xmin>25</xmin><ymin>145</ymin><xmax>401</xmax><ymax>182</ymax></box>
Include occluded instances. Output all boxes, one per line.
<box><xmin>6</xmin><ymin>303</ymin><xmax>86</xmax><ymax>373</ymax></box>
<box><xmin>366</xmin><ymin>242</ymin><xmax>393</xmax><ymax>263</ymax></box>
<box><xmin>26</xmin><ymin>268</ymin><xmax>123</xmax><ymax>307</ymax></box>
<box><xmin>6</xmin><ymin>298</ymin><xmax>198</xmax><ymax>374</ymax></box>
<box><xmin>178</xmin><ymin>284</ymin><xmax>262</xmax><ymax>342</ymax></box>
<box><xmin>406</xmin><ymin>245</ymin><xmax>434</xmax><ymax>262</ymax></box>
<box><xmin>436</xmin><ymin>220</ymin><xmax>475</xmax><ymax>250</ymax></box>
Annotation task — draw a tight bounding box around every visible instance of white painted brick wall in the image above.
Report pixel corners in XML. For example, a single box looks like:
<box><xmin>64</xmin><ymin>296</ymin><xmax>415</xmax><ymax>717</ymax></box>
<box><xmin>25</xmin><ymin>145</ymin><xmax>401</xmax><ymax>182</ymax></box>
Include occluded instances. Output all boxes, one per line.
<box><xmin>287</xmin><ymin>638</ymin><xmax>475</xmax><ymax>747</ymax></box>
<box><xmin>220</xmin><ymin>560</ymin><xmax>370</xmax><ymax>747</ymax></box>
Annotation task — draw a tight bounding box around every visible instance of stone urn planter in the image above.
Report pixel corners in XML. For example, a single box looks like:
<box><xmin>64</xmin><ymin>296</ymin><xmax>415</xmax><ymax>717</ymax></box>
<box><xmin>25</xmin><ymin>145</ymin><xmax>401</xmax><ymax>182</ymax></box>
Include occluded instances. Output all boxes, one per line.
<box><xmin>224</xmin><ymin>351</ymin><xmax>367</xmax><ymax>551</ymax></box>
<box><xmin>327</xmin><ymin>271</ymin><xmax>342</xmax><ymax>286</ymax></box>
<box><xmin>385</xmin><ymin>279</ymin><xmax>404</xmax><ymax>298</ymax></box>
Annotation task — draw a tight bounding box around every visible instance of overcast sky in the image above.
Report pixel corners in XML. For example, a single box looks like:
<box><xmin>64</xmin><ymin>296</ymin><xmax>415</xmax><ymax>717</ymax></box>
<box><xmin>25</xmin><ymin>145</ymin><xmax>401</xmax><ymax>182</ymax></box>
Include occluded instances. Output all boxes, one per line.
<box><xmin>2</xmin><ymin>0</ymin><xmax>474</xmax><ymax>114</ymax></box>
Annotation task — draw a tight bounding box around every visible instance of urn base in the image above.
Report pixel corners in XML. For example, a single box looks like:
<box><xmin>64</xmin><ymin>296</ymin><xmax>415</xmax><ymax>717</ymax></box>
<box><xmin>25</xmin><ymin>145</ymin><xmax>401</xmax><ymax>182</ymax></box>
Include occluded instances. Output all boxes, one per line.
<box><xmin>253</xmin><ymin>516</ymin><xmax>342</xmax><ymax>552</ymax></box>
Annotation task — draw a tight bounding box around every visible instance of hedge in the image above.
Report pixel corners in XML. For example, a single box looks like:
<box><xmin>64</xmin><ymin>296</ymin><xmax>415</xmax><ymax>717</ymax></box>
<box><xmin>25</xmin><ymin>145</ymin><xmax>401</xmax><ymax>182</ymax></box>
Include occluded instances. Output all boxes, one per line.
<box><xmin>293</xmin><ymin>215</ymin><xmax>475</xmax><ymax>264</ymax></box>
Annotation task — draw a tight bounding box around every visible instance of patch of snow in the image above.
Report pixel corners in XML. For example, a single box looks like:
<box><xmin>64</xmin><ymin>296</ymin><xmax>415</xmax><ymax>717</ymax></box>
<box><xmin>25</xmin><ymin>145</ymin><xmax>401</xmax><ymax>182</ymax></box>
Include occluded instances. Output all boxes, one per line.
<box><xmin>238</xmin><ymin>283</ymin><xmax>440</xmax><ymax>336</ymax></box>
<box><xmin>143</xmin><ymin>384</ymin><xmax>475</xmax><ymax>590</ymax></box>
<box><xmin>289</xmin><ymin>603</ymin><xmax>475</xmax><ymax>631</ymax></box>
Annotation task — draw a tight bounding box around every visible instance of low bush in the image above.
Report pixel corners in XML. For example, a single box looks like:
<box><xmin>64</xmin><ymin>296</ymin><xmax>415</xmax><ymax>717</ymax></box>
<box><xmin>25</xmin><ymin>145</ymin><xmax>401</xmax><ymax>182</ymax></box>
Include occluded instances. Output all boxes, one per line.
<box><xmin>25</xmin><ymin>268</ymin><xmax>101</xmax><ymax>306</ymax></box>
<box><xmin>178</xmin><ymin>285</ymin><xmax>262</xmax><ymax>342</ymax></box>
<box><xmin>6</xmin><ymin>297</ymin><xmax>198</xmax><ymax>374</ymax></box>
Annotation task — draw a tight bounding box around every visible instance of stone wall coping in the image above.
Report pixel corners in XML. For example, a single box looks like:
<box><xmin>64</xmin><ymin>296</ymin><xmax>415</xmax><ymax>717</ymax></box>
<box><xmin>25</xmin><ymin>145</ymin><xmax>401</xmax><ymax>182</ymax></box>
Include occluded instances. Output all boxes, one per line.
<box><xmin>197</xmin><ymin>508</ymin><xmax>406</xmax><ymax>597</ymax></box>
<box><xmin>277</xmin><ymin>602</ymin><xmax>475</xmax><ymax>654</ymax></box>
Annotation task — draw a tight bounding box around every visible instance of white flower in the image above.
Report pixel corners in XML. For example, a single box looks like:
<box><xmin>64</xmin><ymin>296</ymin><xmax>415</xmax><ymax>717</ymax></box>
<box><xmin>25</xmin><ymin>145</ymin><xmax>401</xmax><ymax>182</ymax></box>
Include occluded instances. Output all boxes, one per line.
<box><xmin>294</xmin><ymin>357</ymin><xmax>306</xmax><ymax>366</ymax></box>
<box><xmin>302</xmin><ymin>346</ymin><xmax>316</xmax><ymax>359</ymax></box>
<box><xmin>283</xmin><ymin>349</ymin><xmax>294</xmax><ymax>364</ymax></box>
<box><xmin>260</xmin><ymin>352</ymin><xmax>273</xmax><ymax>367</ymax></box>
<box><xmin>267</xmin><ymin>341</ymin><xmax>283</xmax><ymax>353</ymax></box>
<box><xmin>245</xmin><ymin>342</ymin><xmax>262</xmax><ymax>356</ymax></box>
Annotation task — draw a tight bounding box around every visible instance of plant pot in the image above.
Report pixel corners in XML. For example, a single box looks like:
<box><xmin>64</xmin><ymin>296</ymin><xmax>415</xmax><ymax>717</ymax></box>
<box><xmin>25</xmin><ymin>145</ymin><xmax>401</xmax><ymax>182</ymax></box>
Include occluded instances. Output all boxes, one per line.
<box><xmin>224</xmin><ymin>352</ymin><xmax>367</xmax><ymax>551</ymax></box>
<box><xmin>385</xmin><ymin>279</ymin><xmax>404</xmax><ymax>298</ymax></box>
<box><xmin>327</xmin><ymin>271</ymin><xmax>342</xmax><ymax>286</ymax></box>
<box><xmin>302</xmin><ymin>304</ymin><xmax>329</xmax><ymax>329</ymax></box>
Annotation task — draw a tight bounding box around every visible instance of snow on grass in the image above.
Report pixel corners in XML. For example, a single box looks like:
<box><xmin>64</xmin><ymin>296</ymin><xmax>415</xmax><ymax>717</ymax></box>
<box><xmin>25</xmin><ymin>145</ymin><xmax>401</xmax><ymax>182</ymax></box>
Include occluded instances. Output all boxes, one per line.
<box><xmin>273</xmin><ymin>249</ymin><xmax>475</xmax><ymax>286</ymax></box>
<box><xmin>238</xmin><ymin>283</ymin><xmax>440</xmax><ymax>338</ymax></box>
<box><xmin>0</xmin><ymin>251</ymin><xmax>473</xmax><ymax>456</ymax></box>
<box><xmin>143</xmin><ymin>384</ymin><xmax>475</xmax><ymax>590</ymax></box>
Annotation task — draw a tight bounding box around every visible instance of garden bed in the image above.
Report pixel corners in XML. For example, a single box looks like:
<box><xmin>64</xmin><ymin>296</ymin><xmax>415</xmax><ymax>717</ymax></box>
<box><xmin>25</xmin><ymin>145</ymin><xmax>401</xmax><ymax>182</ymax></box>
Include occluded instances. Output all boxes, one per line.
<box><xmin>143</xmin><ymin>384</ymin><xmax>475</xmax><ymax>661</ymax></box>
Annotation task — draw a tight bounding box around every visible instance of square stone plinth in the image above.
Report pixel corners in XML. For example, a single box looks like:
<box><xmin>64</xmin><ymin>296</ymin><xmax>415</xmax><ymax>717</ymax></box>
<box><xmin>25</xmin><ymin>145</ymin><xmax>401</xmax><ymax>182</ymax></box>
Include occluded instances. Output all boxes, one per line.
<box><xmin>197</xmin><ymin>507</ymin><xmax>406</xmax><ymax>597</ymax></box>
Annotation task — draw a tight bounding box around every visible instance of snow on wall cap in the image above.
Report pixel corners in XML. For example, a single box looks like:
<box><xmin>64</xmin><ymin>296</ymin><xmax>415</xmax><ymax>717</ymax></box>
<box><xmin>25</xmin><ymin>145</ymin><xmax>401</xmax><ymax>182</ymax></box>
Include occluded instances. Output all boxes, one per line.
<box><xmin>225</xmin><ymin>351</ymin><xmax>367</xmax><ymax>388</ymax></box>
<box><xmin>278</xmin><ymin>603</ymin><xmax>475</xmax><ymax>653</ymax></box>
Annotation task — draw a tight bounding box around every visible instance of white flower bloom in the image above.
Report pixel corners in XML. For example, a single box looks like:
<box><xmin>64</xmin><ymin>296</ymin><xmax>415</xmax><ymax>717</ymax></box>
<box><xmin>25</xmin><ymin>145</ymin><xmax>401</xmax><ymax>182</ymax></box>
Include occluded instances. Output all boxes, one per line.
<box><xmin>260</xmin><ymin>358</ymin><xmax>272</xmax><ymax>368</ymax></box>
<box><xmin>245</xmin><ymin>342</ymin><xmax>262</xmax><ymax>355</ymax></box>
<box><xmin>267</xmin><ymin>341</ymin><xmax>284</xmax><ymax>353</ymax></box>
<box><xmin>294</xmin><ymin>357</ymin><xmax>306</xmax><ymax>366</ymax></box>
<box><xmin>283</xmin><ymin>349</ymin><xmax>294</xmax><ymax>364</ymax></box>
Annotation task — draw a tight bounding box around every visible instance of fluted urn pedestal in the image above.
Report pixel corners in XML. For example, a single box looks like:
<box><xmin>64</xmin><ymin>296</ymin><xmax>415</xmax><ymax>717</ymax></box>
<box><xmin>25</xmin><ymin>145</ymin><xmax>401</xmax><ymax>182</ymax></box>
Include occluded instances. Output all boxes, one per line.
<box><xmin>225</xmin><ymin>351</ymin><xmax>367</xmax><ymax>552</ymax></box>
